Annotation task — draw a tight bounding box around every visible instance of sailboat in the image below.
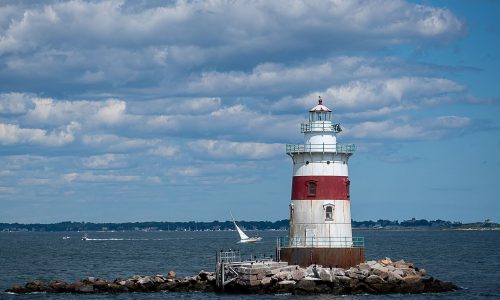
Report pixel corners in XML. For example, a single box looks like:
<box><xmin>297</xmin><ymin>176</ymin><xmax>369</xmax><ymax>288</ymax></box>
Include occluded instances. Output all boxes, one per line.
<box><xmin>230</xmin><ymin>212</ymin><xmax>262</xmax><ymax>243</ymax></box>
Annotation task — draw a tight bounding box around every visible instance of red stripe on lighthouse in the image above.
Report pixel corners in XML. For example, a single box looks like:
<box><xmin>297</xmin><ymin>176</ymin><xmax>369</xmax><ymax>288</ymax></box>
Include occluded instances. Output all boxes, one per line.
<box><xmin>291</xmin><ymin>176</ymin><xmax>350</xmax><ymax>200</ymax></box>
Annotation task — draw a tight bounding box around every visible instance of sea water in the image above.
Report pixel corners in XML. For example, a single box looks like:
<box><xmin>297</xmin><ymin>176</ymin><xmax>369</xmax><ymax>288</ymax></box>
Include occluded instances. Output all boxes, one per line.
<box><xmin>0</xmin><ymin>230</ymin><xmax>499</xmax><ymax>299</ymax></box>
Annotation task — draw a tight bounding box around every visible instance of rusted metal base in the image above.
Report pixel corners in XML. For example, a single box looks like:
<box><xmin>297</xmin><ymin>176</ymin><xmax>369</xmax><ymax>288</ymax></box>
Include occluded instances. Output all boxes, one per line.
<box><xmin>279</xmin><ymin>247</ymin><xmax>364</xmax><ymax>268</ymax></box>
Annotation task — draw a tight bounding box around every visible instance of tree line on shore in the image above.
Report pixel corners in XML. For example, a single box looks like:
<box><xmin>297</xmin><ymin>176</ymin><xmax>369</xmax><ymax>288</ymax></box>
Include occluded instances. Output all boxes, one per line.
<box><xmin>0</xmin><ymin>218</ymin><xmax>497</xmax><ymax>232</ymax></box>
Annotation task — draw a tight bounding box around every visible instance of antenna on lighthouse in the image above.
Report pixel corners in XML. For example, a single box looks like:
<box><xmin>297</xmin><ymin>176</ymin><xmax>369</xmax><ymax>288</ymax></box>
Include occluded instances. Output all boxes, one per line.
<box><xmin>318</xmin><ymin>96</ymin><xmax>323</xmax><ymax>105</ymax></box>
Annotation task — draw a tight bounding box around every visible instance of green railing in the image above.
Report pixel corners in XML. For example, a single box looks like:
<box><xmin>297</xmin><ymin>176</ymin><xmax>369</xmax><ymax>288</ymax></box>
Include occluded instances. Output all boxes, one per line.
<box><xmin>301</xmin><ymin>122</ymin><xmax>342</xmax><ymax>133</ymax></box>
<box><xmin>278</xmin><ymin>236</ymin><xmax>364</xmax><ymax>248</ymax></box>
<box><xmin>286</xmin><ymin>143</ymin><xmax>356</xmax><ymax>154</ymax></box>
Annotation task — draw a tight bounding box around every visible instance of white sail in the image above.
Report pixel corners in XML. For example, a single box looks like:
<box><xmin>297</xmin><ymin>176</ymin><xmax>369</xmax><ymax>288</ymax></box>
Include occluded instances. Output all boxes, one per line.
<box><xmin>234</xmin><ymin>222</ymin><xmax>250</xmax><ymax>240</ymax></box>
<box><xmin>230</xmin><ymin>211</ymin><xmax>262</xmax><ymax>243</ymax></box>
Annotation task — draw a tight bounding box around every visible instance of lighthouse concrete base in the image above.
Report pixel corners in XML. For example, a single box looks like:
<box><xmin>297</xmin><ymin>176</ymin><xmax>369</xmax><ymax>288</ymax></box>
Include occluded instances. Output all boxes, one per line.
<box><xmin>279</xmin><ymin>247</ymin><xmax>365</xmax><ymax>268</ymax></box>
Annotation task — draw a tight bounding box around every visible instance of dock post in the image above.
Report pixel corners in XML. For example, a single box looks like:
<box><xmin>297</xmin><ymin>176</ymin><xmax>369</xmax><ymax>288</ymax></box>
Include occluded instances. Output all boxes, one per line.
<box><xmin>220</xmin><ymin>261</ymin><xmax>224</xmax><ymax>292</ymax></box>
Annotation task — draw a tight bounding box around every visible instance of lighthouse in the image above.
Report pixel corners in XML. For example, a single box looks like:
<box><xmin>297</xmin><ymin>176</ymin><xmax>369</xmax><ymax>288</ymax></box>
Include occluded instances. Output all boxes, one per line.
<box><xmin>278</xmin><ymin>97</ymin><xmax>365</xmax><ymax>268</ymax></box>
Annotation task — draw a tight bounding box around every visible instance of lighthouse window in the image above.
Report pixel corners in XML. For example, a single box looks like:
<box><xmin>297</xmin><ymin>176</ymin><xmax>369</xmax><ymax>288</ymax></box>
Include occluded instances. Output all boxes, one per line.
<box><xmin>308</xmin><ymin>181</ymin><xmax>317</xmax><ymax>196</ymax></box>
<box><xmin>325</xmin><ymin>206</ymin><xmax>333</xmax><ymax>221</ymax></box>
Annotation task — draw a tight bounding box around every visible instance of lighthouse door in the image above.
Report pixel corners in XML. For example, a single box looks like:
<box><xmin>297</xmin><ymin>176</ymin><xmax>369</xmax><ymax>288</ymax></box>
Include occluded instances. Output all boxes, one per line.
<box><xmin>305</xmin><ymin>228</ymin><xmax>316</xmax><ymax>247</ymax></box>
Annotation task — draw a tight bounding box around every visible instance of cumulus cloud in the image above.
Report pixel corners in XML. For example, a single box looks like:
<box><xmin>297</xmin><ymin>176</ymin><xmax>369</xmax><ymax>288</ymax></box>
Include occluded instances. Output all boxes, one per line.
<box><xmin>188</xmin><ymin>139</ymin><xmax>282</xmax><ymax>159</ymax></box>
<box><xmin>148</xmin><ymin>145</ymin><xmax>179</xmax><ymax>157</ymax></box>
<box><xmin>0</xmin><ymin>0</ymin><xmax>465</xmax><ymax>96</ymax></box>
<box><xmin>82</xmin><ymin>153</ymin><xmax>125</xmax><ymax>169</ymax></box>
<box><xmin>275</xmin><ymin>76</ymin><xmax>465</xmax><ymax>116</ymax></box>
<box><xmin>81</xmin><ymin>134</ymin><xmax>159</xmax><ymax>152</ymax></box>
<box><xmin>0</xmin><ymin>92</ymin><xmax>33</xmax><ymax>114</ymax></box>
<box><xmin>0</xmin><ymin>121</ymin><xmax>78</xmax><ymax>146</ymax></box>
<box><xmin>347</xmin><ymin>116</ymin><xmax>472</xmax><ymax>140</ymax></box>
<box><xmin>63</xmin><ymin>172</ymin><xmax>139</xmax><ymax>183</ymax></box>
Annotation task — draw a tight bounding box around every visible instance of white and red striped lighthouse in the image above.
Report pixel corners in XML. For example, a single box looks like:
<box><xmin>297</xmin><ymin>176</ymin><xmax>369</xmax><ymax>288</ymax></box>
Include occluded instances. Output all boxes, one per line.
<box><xmin>278</xmin><ymin>97</ymin><xmax>364</xmax><ymax>268</ymax></box>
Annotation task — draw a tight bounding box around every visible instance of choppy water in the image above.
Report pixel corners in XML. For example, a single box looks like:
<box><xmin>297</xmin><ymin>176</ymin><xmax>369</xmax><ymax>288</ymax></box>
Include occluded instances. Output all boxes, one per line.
<box><xmin>0</xmin><ymin>230</ymin><xmax>499</xmax><ymax>299</ymax></box>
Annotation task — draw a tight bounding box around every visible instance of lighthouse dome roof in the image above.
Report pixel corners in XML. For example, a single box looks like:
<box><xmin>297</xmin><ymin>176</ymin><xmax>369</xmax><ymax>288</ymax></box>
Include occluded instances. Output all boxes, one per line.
<box><xmin>309</xmin><ymin>97</ymin><xmax>332</xmax><ymax>112</ymax></box>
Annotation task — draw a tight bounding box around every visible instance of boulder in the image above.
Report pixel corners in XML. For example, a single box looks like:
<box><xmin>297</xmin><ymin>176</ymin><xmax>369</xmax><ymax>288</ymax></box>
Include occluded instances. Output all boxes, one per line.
<box><xmin>73</xmin><ymin>282</ymin><xmax>94</xmax><ymax>293</ymax></box>
<box><xmin>358</xmin><ymin>263</ymin><xmax>371</xmax><ymax>271</ymax></box>
<box><xmin>272</xmin><ymin>271</ymin><xmax>291</xmax><ymax>281</ymax></box>
<box><xmin>336</xmin><ymin>275</ymin><xmax>353</xmax><ymax>284</ymax></box>
<box><xmin>372</xmin><ymin>269</ymin><xmax>390</xmax><ymax>280</ymax></box>
<box><xmin>379</xmin><ymin>257</ymin><xmax>392</xmax><ymax>266</ymax></box>
<box><xmin>278</xmin><ymin>280</ymin><xmax>296</xmax><ymax>286</ymax></box>
<box><xmin>291</xmin><ymin>268</ymin><xmax>306</xmax><ymax>281</ymax></box>
<box><xmin>401</xmin><ymin>275</ymin><xmax>425</xmax><ymax>293</ymax></box>
<box><xmin>371</xmin><ymin>263</ymin><xmax>389</xmax><ymax>272</ymax></box>
<box><xmin>392</xmin><ymin>269</ymin><xmax>405</xmax><ymax>277</ymax></box>
<box><xmin>83</xmin><ymin>277</ymin><xmax>95</xmax><ymax>284</ymax></box>
<box><xmin>6</xmin><ymin>284</ymin><xmax>29</xmax><ymax>294</ymax></box>
<box><xmin>365</xmin><ymin>275</ymin><xmax>384</xmax><ymax>285</ymax></box>
<box><xmin>260</xmin><ymin>277</ymin><xmax>272</xmax><ymax>285</ymax></box>
<box><xmin>332</xmin><ymin>268</ymin><xmax>345</xmax><ymax>276</ymax></box>
<box><xmin>345</xmin><ymin>269</ymin><xmax>359</xmax><ymax>279</ymax></box>
<box><xmin>418</xmin><ymin>268</ymin><xmax>427</xmax><ymax>276</ymax></box>
<box><xmin>366</xmin><ymin>260</ymin><xmax>377</xmax><ymax>266</ymax></box>
<box><xmin>48</xmin><ymin>280</ymin><xmax>68</xmax><ymax>293</ymax></box>
<box><xmin>319</xmin><ymin>269</ymin><xmax>332</xmax><ymax>282</ymax></box>
<box><xmin>167</xmin><ymin>271</ymin><xmax>176</xmax><ymax>279</ymax></box>
<box><xmin>198</xmin><ymin>270</ymin><xmax>211</xmax><ymax>281</ymax></box>
<box><xmin>387</xmin><ymin>271</ymin><xmax>403</xmax><ymax>283</ymax></box>
<box><xmin>296</xmin><ymin>279</ymin><xmax>317</xmax><ymax>293</ymax></box>
<box><xmin>25</xmin><ymin>280</ymin><xmax>47</xmax><ymax>292</ymax></box>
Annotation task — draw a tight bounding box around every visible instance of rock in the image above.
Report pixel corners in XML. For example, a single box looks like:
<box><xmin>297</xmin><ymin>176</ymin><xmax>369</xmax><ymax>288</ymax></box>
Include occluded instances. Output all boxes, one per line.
<box><xmin>83</xmin><ymin>277</ymin><xmax>95</xmax><ymax>284</ymax></box>
<box><xmin>345</xmin><ymin>269</ymin><xmax>359</xmax><ymax>279</ymax></box>
<box><xmin>260</xmin><ymin>277</ymin><xmax>272</xmax><ymax>285</ymax></box>
<box><xmin>366</xmin><ymin>260</ymin><xmax>377</xmax><ymax>266</ymax></box>
<box><xmin>198</xmin><ymin>271</ymin><xmax>212</xmax><ymax>281</ymax></box>
<box><xmin>392</xmin><ymin>269</ymin><xmax>405</xmax><ymax>277</ymax></box>
<box><xmin>73</xmin><ymin>282</ymin><xmax>94</xmax><ymax>293</ymax></box>
<box><xmin>25</xmin><ymin>280</ymin><xmax>47</xmax><ymax>292</ymax></box>
<box><xmin>278</xmin><ymin>280</ymin><xmax>296</xmax><ymax>285</ymax></box>
<box><xmin>48</xmin><ymin>280</ymin><xmax>68</xmax><ymax>292</ymax></box>
<box><xmin>401</xmin><ymin>275</ymin><xmax>425</xmax><ymax>293</ymax></box>
<box><xmin>418</xmin><ymin>268</ymin><xmax>427</xmax><ymax>276</ymax></box>
<box><xmin>6</xmin><ymin>284</ymin><xmax>29</xmax><ymax>294</ymax></box>
<box><xmin>372</xmin><ymin>269</ymin><xmax>390</xmax><ymax>280</ymax></box>
<box><xmin>394</xmin><ymin>260</ymin><xmax>411</xmax><ymax>269</ymax></box>
<box><xmin>138</xmin><ymin>276</ymin><xmax>152</xmax><ymax>285</ymax></box>
<box><xmin>365</xmin><ymin>275</ymin><xmax>385</xmax><ymax>285</ymax></box>
<box><xmin>124</xmin><ymin>280</ymin><xmax>136</xmax><ymax>290</ymax></box>
<box><xmin>387</xmin><ymin>271</ymin><xmax>403</xmax><ymax>283</ymax></box>
<box><xmin>319</xmin><ymin>269</ymin><xmax>332</xmax><ymax>282</ymax></box>
<box><xmin>92</xmin><ymin>279</ymin><xmax>109</xmax><ymax>291</ymax></box>
<box><xmin>358</xmin><ymin>263</ymin><xmax>371</xmax><ymax>271</ymax></box>
<box><xmin>291</xmin><ymin>268</ymin><xmax>306</xmax><ymax>281</ymax></box>
<box><xmin>272</xmin><ymin>271</ymin><xmax>291</xmax><ymax>281</ymax></box>
<box><xmin>336</xmin><ymin>275</ymin><xmax>353</xmax><ymax>284</ymax></box>
<box><xmin>167</xmin><ymin>271</ymin><xmax>176</xmax><ymax>279</ymax></box>
<box><xmin>332</xmin><ymin>268</ymin><xmax>345</xmax><ymax>276</ymax></box>
<box><xmin>371</xmin><ymin>263</ymin><xmax>389</xmax><ymax>272</ymax></box>
<box><xmin>296</xmin><ymin>279</ymin><xmax>317</xmax><ymax>292</ymax></box>
<box><xmin>380</xmin><ymin>257</ymin><xmax>392</xmax><ymax>265</ymax></box>
<box><xmin>401</xmin><ymin>268</ymin><xmax>417</xmax><ymax>277</ymax></box>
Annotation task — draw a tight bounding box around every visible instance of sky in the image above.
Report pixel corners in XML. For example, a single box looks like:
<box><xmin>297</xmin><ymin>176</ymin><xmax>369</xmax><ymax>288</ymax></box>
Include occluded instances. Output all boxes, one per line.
<box><xmin>0</xmin><ymin>0</ymin><xmax>498</xmax><ymax>223</ymax></box>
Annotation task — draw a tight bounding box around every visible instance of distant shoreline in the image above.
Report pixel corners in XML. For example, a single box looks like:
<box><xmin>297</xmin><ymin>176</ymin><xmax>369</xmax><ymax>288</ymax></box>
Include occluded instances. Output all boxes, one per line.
<box><xmin>1</xmin><ymin>219</ymin><xmax>498</xmax><ymax>232</ymax></box>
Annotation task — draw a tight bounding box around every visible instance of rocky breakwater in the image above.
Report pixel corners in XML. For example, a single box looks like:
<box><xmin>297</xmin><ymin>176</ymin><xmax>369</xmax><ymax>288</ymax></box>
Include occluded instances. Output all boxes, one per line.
<box><xmin>223</xmin><ymin>257</ymin><xmax>457</xmax><ymax>295</ymax></box>
<box><xmin>5</xmin><ymin>270</ymin><xmax>216</xmax><ymax>294</ymax></box>
<box><xmin>5</xmin><ymin>258</ymin><xmax>457</xmax><ymax>295</ymax></box>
